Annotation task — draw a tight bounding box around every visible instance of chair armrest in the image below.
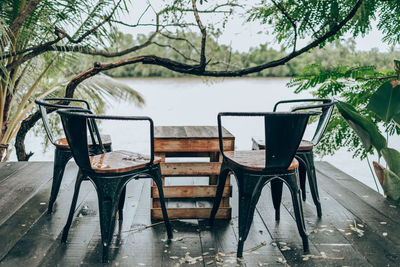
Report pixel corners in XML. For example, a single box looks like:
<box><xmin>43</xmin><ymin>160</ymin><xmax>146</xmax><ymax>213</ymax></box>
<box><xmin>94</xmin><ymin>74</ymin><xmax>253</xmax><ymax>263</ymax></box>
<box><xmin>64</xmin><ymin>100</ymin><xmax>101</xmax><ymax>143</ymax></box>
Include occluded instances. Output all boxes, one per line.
<box><xmin>67</xmin><ymin>112</ymin><xmax>156</xmax><ymax>165</ymax></box>
<box><xmin>273</xmin><ymin>98</ymin><xmax>333</xmax><ymax>112</ymax></box>
<box><xmin>35</xmin><ymin>98</ymin><xmax>91</xmax><ymax>110</ymax></box>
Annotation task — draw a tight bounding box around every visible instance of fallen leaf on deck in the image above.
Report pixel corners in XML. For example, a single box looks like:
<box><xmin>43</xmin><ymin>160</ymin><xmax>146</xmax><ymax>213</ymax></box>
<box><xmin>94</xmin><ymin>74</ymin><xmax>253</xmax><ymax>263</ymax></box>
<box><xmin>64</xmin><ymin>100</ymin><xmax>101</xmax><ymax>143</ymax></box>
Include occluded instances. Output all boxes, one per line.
<box><xmin>277</xmin><ymin>257</ymin><xmax>287</xmax><ymax>264</ymax></box>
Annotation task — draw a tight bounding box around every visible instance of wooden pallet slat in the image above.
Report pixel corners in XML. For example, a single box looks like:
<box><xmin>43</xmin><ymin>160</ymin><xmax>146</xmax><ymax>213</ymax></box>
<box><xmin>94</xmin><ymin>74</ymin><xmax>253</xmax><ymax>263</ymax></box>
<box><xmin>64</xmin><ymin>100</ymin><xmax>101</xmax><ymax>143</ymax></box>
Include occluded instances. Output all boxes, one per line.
<box><xmin>151</xmin><ymin>185</ymin><xmax>232</xmax><ymax>198</ymax></box>
<box><xmin>160</xmin><ymin>162</ymin><xmax>221</xmax><ymax>176</ymax></box>
<box><xmin>151</xmin><ymin>207</ymin><xmax>231</xmax><ymax>220</ymax></box>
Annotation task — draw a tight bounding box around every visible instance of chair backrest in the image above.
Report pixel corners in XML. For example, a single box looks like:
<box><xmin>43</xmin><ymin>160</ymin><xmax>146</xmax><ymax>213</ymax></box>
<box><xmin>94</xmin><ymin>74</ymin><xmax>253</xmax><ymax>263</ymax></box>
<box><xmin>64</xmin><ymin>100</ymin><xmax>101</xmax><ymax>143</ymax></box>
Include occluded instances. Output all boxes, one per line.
<box><xmin>57</xmin><ymin>109</ymin><xmax>93</xmax><ymax>172</ymax></box>
<box><xmin>218</xmin><ymin>112</ymin><xmax>318</xmax><ymax>170</ymax></box>
<box><xmin>274</xmin><ymin>99</ymin><xmax>335</xmax><ymax>145</ymax></box>
<box><xmin>35</xmin><ymin>98</ymin><xmax>91</xmax><ymax>146</ymax></box>
<box><xmin>57</xmin><ymin>109</ymin><xmax>156</xmax><ymax>173</ymax></box>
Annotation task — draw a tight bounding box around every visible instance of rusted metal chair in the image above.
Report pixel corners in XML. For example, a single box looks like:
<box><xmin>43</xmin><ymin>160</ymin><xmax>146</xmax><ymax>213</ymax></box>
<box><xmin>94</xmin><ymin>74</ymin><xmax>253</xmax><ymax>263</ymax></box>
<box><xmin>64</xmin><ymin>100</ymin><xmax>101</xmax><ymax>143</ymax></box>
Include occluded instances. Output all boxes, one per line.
<box><xmin>57</xmin><ymin>109</ymin><xmax>173</xmax><ymax>263</ymax></box>
<box><xmin>273</xmin><ymin>99</ymin><xmax>335</xmax><ymax>217</ymax></box>
<box><xmin>209</xmin><ymin>112</ymin><xmax>317</xmax><ymax>258</ymax></box>
<box><xmin>35</xmin><ymin>98</ymin><xmax>112</xmax><ymax>214</ymax></box>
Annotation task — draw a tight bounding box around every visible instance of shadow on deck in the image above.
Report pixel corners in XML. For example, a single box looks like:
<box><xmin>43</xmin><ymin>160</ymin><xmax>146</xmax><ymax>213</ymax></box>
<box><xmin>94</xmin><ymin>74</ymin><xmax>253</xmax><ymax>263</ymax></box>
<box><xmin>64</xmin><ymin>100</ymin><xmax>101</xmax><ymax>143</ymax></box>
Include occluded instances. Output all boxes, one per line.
<box><xmin>0</xmin><ymin>161</ymin><xmax>399</xmax><ymax>266</ymax></box>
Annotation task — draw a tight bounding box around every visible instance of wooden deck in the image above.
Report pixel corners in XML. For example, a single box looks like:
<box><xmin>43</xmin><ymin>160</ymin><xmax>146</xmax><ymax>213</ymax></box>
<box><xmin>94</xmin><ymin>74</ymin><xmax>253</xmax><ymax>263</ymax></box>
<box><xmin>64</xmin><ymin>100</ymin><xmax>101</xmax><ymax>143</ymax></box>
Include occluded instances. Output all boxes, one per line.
<box><xmin>0</xmin><ymin>161</ymin><xmax>399</xmax><ymax>266</ymax></box>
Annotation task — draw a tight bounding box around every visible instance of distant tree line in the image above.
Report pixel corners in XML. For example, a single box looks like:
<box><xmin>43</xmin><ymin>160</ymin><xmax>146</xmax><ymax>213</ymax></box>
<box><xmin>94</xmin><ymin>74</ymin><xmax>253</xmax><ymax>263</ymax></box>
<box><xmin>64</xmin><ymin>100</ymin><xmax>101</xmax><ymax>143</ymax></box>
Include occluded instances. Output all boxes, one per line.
<box><xmin>100</xmin><ymin>32</ymin><xmax>400</xmax><ymax>78</ymax></box>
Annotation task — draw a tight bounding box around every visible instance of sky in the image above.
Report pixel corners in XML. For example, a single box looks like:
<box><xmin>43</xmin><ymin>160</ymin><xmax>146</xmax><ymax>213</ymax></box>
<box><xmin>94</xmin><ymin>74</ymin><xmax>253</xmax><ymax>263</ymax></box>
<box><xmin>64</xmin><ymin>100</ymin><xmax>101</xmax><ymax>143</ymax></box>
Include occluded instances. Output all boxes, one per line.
<box><xmin>118</xmin><ymin>1</ymin><xmax>394</xmax><ymax>53</ymax></box>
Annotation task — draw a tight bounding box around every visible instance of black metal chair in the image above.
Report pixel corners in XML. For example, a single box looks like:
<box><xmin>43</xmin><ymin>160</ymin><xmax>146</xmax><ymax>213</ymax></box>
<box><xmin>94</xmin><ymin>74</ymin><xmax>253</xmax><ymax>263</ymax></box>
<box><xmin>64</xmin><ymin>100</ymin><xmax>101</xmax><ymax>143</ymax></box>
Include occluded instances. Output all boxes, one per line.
<box><xmin>273</xmin><ymin>99</ymin><xmax>335</xmax><ymax>217</ymax></box>
<box><xmin>35</xmin><ymin>98</ymin><xmax>112</xmax><ymax>214</ymax></box>
<box><xmin>57</xmin><ymin>109</ymin><xmax>173</xmax><ymax>263</ymax></box>
<box><xmin>209</xmin><ymin>112</ymin><xmax>318</xmax><ymax>258</ymax></box>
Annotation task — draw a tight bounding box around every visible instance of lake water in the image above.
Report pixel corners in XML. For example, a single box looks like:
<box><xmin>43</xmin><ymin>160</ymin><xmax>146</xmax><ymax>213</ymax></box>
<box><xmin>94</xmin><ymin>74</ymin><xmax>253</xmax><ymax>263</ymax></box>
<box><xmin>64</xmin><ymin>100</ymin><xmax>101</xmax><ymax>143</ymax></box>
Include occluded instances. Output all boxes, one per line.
<box><xmin>20</xmin><ymin>77</ymin><xmax>389</xmax><ymax>192</ymax></box>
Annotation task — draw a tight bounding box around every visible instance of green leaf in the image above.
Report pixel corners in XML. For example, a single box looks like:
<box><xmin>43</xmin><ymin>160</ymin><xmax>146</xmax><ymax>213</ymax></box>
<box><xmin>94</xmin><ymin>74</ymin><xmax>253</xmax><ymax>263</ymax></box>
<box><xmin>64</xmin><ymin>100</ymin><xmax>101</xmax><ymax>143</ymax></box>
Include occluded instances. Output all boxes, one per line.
<box><xmin>367</xmin><ymin>81</ymin><xmax>400</xmax><ymax>123</ymax></box>
<box><xmin>381</xmin><ymin>148</ymin><xmax>400</xmax><ymax>175</ymax></box>
<box><xmin>383</xmin><ymin>168</ymin><xmax>400</xmax><ymax>203</ymax></box>
<box><xmin>336</xmin><ymin>101</ymin><xmax>387</xmax><ymax>153</ymax></box>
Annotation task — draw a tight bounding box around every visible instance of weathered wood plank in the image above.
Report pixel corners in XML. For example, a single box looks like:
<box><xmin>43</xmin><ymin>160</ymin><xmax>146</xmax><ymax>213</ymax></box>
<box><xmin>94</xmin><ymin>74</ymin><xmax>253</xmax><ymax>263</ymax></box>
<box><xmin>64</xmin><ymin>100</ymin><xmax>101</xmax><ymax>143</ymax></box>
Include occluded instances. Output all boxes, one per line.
<box><xmin>152</xmin><ymin>185</ymin><xmax>231</xmax><ymax>198</ymax></box>
<box><xmin>0</xmin><ymin>163</ymin><xmax>95</xmax><ymax>266</ymax></box>
<box><xmin>0</xmin><ymin>162</ymin><xmax>53</xmax><ymax>226</ymax></box>
<box><xmin>316</xmin><ymin>161</ymin><xmax>400</xmax><ymax>219</ymax></box>
<box><xmin>279</xmin><ymin>180</ymin><xmax>372</xmax><ymax>266</ymax></box>
<box><xmin>0</xmin><ymin>162</ymin><xmax>29</xmax><ymax>185</ymax></box>
<box><xmin>314</xmin><ymin>166</ymin><xmax>400</xmax><ymax>265</ymax></box>
<box><xmin>151</xmin><ymin>207</ymin><xmax>230</xmax><ymax>220</ymax></box>
<box><xmin>155</xmin><ymin>126</ymin><xmax>234</xmax><ymax>139</ymax></box>
<box><xmin>154</xmin><ymin>138</ymin><xmax>234</xmax><ymax>152</ymax></box>
<box><xmin>39</xmin><ymin>177</ymin><xmax>145</xmax><ymax>266</ymax></box>
<box><xmin>160</xmin><ymin>162</ymin><xmax>221</xmax><ymax>176</ymax></box>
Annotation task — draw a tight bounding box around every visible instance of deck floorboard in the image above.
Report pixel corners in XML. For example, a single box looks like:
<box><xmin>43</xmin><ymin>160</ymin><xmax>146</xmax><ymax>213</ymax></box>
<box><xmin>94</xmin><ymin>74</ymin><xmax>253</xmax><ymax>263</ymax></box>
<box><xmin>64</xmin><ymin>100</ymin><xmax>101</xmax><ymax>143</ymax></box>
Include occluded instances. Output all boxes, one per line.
<box><xmin>0</xmin><ymin>161</ymin><xmax>399</xmax><ymax>266</ymax></box>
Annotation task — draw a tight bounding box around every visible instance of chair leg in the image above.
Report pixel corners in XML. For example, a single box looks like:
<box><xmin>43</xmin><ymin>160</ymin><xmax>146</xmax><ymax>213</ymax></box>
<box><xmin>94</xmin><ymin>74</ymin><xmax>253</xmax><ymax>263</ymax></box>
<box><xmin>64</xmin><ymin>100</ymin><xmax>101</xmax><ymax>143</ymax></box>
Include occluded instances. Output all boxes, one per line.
<box><xmin>48</xmin><ymin>148</ymin><xmax>72</xmax><ymax>214</ymax></box>
<box><xmin>236</xmin><ymin>174</ymin><xmax>264</xmax><ymax>258</ymax></box>
<box><xmin>118</xmin><ymin>186</ymin><xmax>126</xmax><ymax>220</ymax></box>
<box><xmin>286</xmin><ymin>172</ymin><xmax>309</xmax><ymax>253</ymax></box>
<box><xmin>303</xmin><ymin>151</ymin><xmax>322</xmax><ymax>217</ymax></box>
<box><xmin>209</xmin><ymin>163</ymin><xmax>230</xmax><ymax>226</ymax></box>
<box><xmin>61</xmin><ymin>170</ymin><xmax>85</xmax><ymax>243</ymax></box>
<box><xmin>271</xmin><ymin>179</ymin><xmax>283</xmax><ymax>221</ymax></box>
<box><xmin>296</xmin><ymin>155</ymin><xmax>307</xmax><ymax>201</ymax></box>
<box><xmin>93</xmin><ymin>176</ymin><xmax>127</xmax><ymax>263</ymax></box>
<box><xmin>151</xmin><ymin>166</ymin><xmax>173</xmax><ymax>239</ymax></box>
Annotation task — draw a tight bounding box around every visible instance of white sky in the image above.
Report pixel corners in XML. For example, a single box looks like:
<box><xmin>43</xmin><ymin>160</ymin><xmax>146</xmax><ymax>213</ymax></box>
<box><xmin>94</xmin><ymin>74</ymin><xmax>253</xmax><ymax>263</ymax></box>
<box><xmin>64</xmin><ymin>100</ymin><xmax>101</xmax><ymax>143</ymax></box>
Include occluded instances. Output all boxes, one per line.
<box><xmin>118</xmin><ymin>1</ymin><xmax>395</xmax><ymax>53</ymax></box>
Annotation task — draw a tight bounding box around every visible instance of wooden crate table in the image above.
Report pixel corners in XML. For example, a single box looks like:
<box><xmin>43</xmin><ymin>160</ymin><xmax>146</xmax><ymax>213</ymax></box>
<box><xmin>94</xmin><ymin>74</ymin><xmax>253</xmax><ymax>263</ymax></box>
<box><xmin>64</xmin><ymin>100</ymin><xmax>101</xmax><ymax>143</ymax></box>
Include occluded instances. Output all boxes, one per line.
<box><xmin>151</xmin><ymin>126</ymin><xmax>235</xmax><ymax>220</ymax></box>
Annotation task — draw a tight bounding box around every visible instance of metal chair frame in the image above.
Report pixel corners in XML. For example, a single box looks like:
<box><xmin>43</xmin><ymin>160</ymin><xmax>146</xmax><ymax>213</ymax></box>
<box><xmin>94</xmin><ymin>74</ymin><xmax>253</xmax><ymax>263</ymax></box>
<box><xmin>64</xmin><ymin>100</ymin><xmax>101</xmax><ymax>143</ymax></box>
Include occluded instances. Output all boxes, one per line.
<box><xmin>57</xmin><ymin>109</ymin><xmax>173</xmax><ymax>263</ymax></box>
<box><xmin>209</xmin><ymin>111</ymin><xmax>318</xmax><ymax>258</ymax></box>
<box><xmin>274</xmin><ymin>99</ymin><xmax>335</xmax><ymax>217</ymax></box>
<box><xmin>35</xmin><ymin>98</ymin><xmax>112</xmax><ymax>214</ymax></box>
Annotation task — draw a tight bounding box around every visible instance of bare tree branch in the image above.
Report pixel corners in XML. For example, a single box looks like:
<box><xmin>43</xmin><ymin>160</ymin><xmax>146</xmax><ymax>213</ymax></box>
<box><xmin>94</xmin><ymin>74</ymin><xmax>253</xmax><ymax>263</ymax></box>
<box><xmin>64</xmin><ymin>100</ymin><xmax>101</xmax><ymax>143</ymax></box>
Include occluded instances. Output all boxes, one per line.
<box><xmin>192</xmin><ymin>0</ymin><xmax>207</xmax><ymax>69</ymax></box>
<box><xmin>160</xmin><ymin>32</ymin><xmax>200</xmax><ymax>54</ymax></box>
<box><xmin>153</xmin><ymin>42</ymin><xmax>199</xmax><ymax>63</ymax></box>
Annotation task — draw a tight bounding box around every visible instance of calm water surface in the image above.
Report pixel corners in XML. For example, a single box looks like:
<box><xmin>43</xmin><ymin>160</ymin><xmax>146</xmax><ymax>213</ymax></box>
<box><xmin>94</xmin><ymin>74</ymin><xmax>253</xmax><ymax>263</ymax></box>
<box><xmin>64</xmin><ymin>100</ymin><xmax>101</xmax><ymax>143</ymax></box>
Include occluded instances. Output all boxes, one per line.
<box><xmin>22</xmin><ymin>77</ymin><xmax>390</xmax><ymax>192</ymax></box>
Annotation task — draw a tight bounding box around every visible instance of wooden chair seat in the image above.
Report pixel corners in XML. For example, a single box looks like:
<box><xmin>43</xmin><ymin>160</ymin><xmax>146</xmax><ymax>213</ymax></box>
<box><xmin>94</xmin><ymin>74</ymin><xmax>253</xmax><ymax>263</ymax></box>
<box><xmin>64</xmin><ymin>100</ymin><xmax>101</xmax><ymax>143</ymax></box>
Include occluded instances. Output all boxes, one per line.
<box><xmin>90</xmin><ymin>150</ymin><xmax>161</xmax><ymax>174</ymax></box>
<box><xmin>54</xmin><ymin>134</ymin><xmax>112</xmax><ymax>149</ymax></box>
<box><xmin>225</xmin><ymin>150</ymin><xmax>298</xmax><ymax>172</ymax></box>
<box><xmin>298</xmin><ymin>140</ymin><xmax>314</xmax><ymax>150</ymax></box>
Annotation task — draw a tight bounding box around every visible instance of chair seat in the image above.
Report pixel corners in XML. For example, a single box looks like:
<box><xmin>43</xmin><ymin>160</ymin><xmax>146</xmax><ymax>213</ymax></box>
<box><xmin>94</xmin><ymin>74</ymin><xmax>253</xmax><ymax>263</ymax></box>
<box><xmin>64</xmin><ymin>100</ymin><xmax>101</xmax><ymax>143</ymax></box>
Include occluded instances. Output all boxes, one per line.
<box><xmin>90</xmin><ymin>150</ymin><xmax>161</xmax><ymax>174</ymax></box>
<box><xmin>54</xmin><ymin>134</ymin><xmax>112</xmax><ymax>149</ymax></box>
<box><xmin>298</xmin><ymin>140</ymin><xmax>314</xmax><ymax>150</ymax></box>
<box><xmin>225</xmin><ymin>150</ymin><xmax>298</xmax><ymax>172</ymax></box>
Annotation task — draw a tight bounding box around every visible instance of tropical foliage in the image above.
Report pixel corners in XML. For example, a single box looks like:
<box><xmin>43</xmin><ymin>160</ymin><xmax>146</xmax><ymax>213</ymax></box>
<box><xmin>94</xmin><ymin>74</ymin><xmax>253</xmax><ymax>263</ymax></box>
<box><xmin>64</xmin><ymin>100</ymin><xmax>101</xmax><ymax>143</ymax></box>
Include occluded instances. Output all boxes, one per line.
<box><xmin>0</xmin><ymin>0</ymin><xmax>143</xmax><ymax>161</ymax></box>
<box><xmin>291</xmin><ymin>59</ymin><xmax>400</xmax><ymax>201</ymax></box>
